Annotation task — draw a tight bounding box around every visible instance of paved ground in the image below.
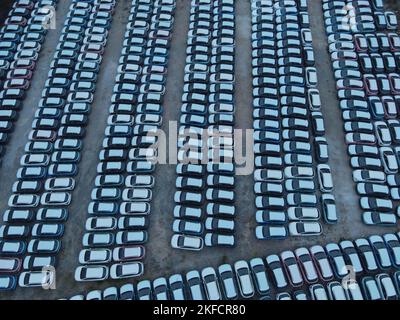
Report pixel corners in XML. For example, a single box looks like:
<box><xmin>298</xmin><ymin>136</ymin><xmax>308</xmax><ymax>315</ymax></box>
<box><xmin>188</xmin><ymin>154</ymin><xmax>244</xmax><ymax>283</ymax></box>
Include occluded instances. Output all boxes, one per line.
<box><xmin>0</xmin><ymin>1</ymin><xmax>13</xmax><ymax>24</ymax></box>
<box><xmin>0</xmin><ymin>0</ymin><xmax>398</xmax><ymax>300</ymax></box>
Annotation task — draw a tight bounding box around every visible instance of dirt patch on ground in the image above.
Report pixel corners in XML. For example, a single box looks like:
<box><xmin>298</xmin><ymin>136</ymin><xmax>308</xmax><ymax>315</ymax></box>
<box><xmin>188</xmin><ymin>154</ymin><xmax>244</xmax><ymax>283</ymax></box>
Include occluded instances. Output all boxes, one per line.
<box><xmin>0</xmin><ymin>0</ymin><xmax>13</xmax><ymax>25</ymax></box>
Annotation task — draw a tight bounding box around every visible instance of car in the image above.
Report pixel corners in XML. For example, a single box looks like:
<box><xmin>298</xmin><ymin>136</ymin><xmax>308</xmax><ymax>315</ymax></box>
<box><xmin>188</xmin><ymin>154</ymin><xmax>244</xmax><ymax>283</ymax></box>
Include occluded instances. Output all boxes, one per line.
<box><xmin>173</xmin><ymin>219</ymin><xmax>203</xmax><ymax>235</ymax></box>
<box><xmin>31</xmin><ymin>224</ymin><xmax>64</xmax><ymax>238</ymax></box>
<box><xmin>137</xmin><ymin>280</ymin><xmax>152</xmax><ymax>300</ymax></box>
<box><xmin>293</xmin><ymin>290</ymin><xmax>308</xmax><ymax>300</ymax></box>
<box><xmin>3</xmin><ymin>209</ymin><xmax>34</xmax><ymax>223</ymax></box>
<box><xmin>153</xmin><ymin>277</ymin><xmax>169</xmax><ymax>300</ymax></box>
<box><xmin>119</xmin><ymin>284</ymin><xmax>134</xmax><ymax>300</ymax></box>
<box><xmin>204</xmin><ymin>233</ymin><xmax>235</xmax><ymax>247</ymax></box>
<box><xmin>310</xmin><ymin>245</ymin><xmax>334</xmax><ymax>281</ymax></box>
<box><xmin>287</xmin><ymin>207</ymin><xmax>319</xmax><ymax>221</ymax></box>
<box><xmin>275</xmin><ymin>292</ymin><xmax>292</xmax><ymax>300</ymax></box>
<box><xmin>382</xmin><ymin>234</ymin><xmax>400</xmax><ymax>268</ymax></box>
<box><xmin>380</xmin><ymin>147</ymin><xmax>398</xmax><ymax>174</ymax></box>
<box><xmin>288</xmin><ymin>222</ymin><xmax>322</xmax><ymax>236</ymax></box>
<box><xmin>327</xmin><ymin>281</ymin><xmax>347</xmax><ymax>300</ymax></box>
<box><xmin>317</xmin><ymin>164</ymin><xmax>333</xmax><ymax>192</ymax></box>
<box><xmin>201</xmin><ymin>267</ymin><xmax>221</xmax><ymax>300</ymax></box>
<box><xmin>369</xmin><ymin>235</ymin><xmax>392</xmax><ymax>269</ymax></box>
<box><xmin>0</xmin><ymin>276</ymin><xmax>17</xmax><ymax>291</ymax></box>
<box><xmin>186</xmin><ymin>270</ymin><xmax>206</xmax><ymax>300</ymax></box>
<box><xmin>286</xmin><ymin>193</ymin><xmax>317</xmax><ymax>207</ymax></box>
<box><xmin>78</xmin><ymin>249</ymin><xmax>112</xmax><ymax>265</ymax></box>
<box><xmin>321</xmin><ymin>194</ymin><xmax>338</xmax><ymax>224</ymax></box>
<box><xmin>82</xmin><ymin>233</ymin><xmax>114</xmax><ymax>248</ymax></box>
<box><xmin>309</xmin><ymin>284</ymin><xmax>328</xmax><ymax>300</ymax></box>
<box><xmin>171</xmin><ymin>234</ymin><xmax>203</xmax><ymax>251</ymax></box>
<box><xmin>249</xmin><ymin>258</ymin><xmax>270</xmax><ymax>295</ymax></box>
<box><xmin>102</xmin><ymin>287</ymin><xmax>118</xmax><ymax>300</ymax></box>
<box><xmin>339</xmin><ymin>241</ymin><xmax>363</xmax><ymax>274</ymax></box>
<box><xmin>255</xmin><ymin>210</ymin><xmax>287</xmax><ymax>224</ymax></box>
<box><xmin>362</xmin><ymin>277</ymin><xmax>383</xmax><ymax>300</ymax></box>
<box><xmin>280</xmin><ymin>251</ymin><xmax>304</xmax><ymax>287</ymax></box>
<box><xmin>375</xmin><ymin>121</ymin><xmax>392</xmax><ymax>146</ymax></box>
<box><xmin>353</xmin><ymin>238</ymin><xmax>379</xmax><ymax>272</ymax></box>
<box><xmin>356</xmin><ymin>183</ymin><xmax>389</xmax><ymax>198</ymax></box>
<box><xmin>0</xmin><ymin>258</ymin><xmax>21</xmax><ymax>273</ymax></box>
<box><xmin>362</xmin><ymin>212</ymin><xmax>397</xmax><ymax>226</ymax></box>
<box><xmin>385</xmin><ymin>11</ymin><xmax>398</xmax><ymax>30</ymax></box>
<box><xmin>255</xmin><ymin>225</ymin><xmax>287</xmax><ymax>240</ymax></box>
<box><xmin>27</xmin><ymin>240</ymin><xmax>60</xmax><ymax>254</ymax></box>
<box><xmin>206</xmin><ymin>203</ymin><xmax>235</xmax><ymax>218</ymax></box>
<box><xmin>234</xmin><ymin>260</ymin><xmax>254</xmax><ymax>298</ymax></box>
<box><xmin>19</xmin><ymin>270</ymin><xmax>55</xmax><ymax>288</ymax></box>
<box><xmin>218</xmin><ymin>264</ymin><xmax>238</xmax><ymax>300</ymax></box>
<box><xmin>314</xmin><ymin>137</ymin><xmax>329</xmax><ymax>163</ymax></box>
<box><xmin>352</xmin><ymin>170</ymin><xmax>385</xmax><ymax>183</ymax></box>
<box><xmin>294</xmin><ymin>248</ymin><xmax>318</xmax><ymax>284</ymax></box>
<box><xmin>174</xmin><ymin>191</ymin><xmax>203</xmax><ymax>206</ymax></box>
<box><xmin>168</xmin><ymin>274</ymin><xmax>186</xmax><ymax>300</ymax></box>
<box><xmin>74</xmin><ymin>265</ymin><xmax>109</xmax><ymax>282</ymax></box>
<box><xmin>115</xmin><ymin>230</ymin><xmax>147</xmax><ymax>245</ymax></box>
<box><xmin>40</xmin><ymin>192</ymin><xmax>71</xmax><ymax>206</ymax></box>
<box><xmin>325</xmin><ymin>243</ymin><xmax>347</xmax><ymax>278</ymax></box>
<box><xmin>360</xmin><ymin>197</ymin><xmax>393</xmax><ymax>212</ymax></box>
<box><xmin>8</xmin><ymin>194</ymin><xmax>39</xmax><ymax>208</ymax></box>
<box><xmin>110</xmin><ymin>262</ymin><xmax>144</xmax><ymax>279</ymax></box>
<box><xmin>375</xmin><ymin>273</ymin><xmax>398</xmax><ymax>300</ymax></box>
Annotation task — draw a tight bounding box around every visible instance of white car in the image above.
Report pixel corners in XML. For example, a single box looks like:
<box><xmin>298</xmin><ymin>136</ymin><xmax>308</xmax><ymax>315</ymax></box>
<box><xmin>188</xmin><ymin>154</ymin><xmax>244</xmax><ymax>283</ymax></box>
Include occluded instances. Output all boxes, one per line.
<box><xmin>317</xmin><ymin>164</ymin><xmax>333</xmax><ymax>192</ymax></box>
<box><xmin>75</xmin><ymin>265</ymin><xmax>109</xmax><ymax>282</ymax></box>
<box><xmin>234</xmin><ymin>260</ymin><xmax>254</xmax><ymax>298</ymax></box>
<box><xmin>110</xmin><ymin>262</ymin><xmax>144</xmax><ymax>279</ymax></box>
<box><xmin>171</xmin><ymin>234</ymin><xmax>203</xmax><ymax>251</ymax></box>
<box><xmin>79</xmin><ymin>249</ymin><xmax>112</xmax><ymax>264</ymax></box>
<box><xmin>40</xmin><ymin>192</ymin><xmax>71</xmax><ymax>206</ymax></box>
<box><xmin>19</xmin><ymin>270</ymin><xmax>55</xmax><ymax>288</ymax></box>
<box><xmin>289</xmin><ymin>222</ymin><xmax>322</xmax><ymax>236</ymax></box>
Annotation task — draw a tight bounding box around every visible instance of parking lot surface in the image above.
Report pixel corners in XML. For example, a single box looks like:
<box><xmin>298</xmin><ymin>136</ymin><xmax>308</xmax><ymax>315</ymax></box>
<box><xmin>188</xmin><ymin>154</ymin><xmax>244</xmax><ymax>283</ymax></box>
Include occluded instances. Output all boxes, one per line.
<box><xmin>0</xmin><ymin>0</ymin><xmax>399</xmax><ymax>299</ymax></box>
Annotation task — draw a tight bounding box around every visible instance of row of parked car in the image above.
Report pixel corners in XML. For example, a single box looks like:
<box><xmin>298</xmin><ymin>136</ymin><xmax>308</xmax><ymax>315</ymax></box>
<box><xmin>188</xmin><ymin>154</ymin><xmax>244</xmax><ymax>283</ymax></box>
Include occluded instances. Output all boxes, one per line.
<box><xmin>323</xmin><ymin>0</ymin><xmax>397</xmax><ymax>34</ymax></box>
<box><xmin>171</xmin><ymin>0</ymin><xmax>237</xmax><ymax>251</ymax></box>
<box><xmin>0</xmin><ymin>0</ymin><xmax>57</xmax><ymax>164</ymax></box>
<box><xmin>323</xmin><ymin>0</ymin><xmax>400</xmax><ymax>225</ymax></box>
<box><xmin>64</xmin><ymin>232</ymin><xmax>400</xmax><ymax>300</ymax></box>
<box><xmin>0</xmin><ymin>0</ymin><xmax>116</xmax><ymax>291</ymax></box>
<box><xmin>276</xmin><ymin>272</ymin><xmax>400</xmax><ymax>300</ymax></box>
<box><xmin>74</xmin><ymin>0</ymin><xmax>176</xmax><ymax>282</ymax></box>
<box><xmin>251</xmin><ymin>0</ymin><xmax>336</xmax><ymax>240</ymax></box>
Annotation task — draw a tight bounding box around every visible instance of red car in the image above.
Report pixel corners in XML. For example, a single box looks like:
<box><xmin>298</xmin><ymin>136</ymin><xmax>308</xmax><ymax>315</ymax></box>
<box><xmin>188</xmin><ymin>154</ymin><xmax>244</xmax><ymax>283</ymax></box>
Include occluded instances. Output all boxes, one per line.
<box><xmin>10</xmin><ymin>59</ymin><xmax>36</xmax><ymax>71</ymax></box>
<box><xmin>3</xmin><ymin>78</ymin><xmax>30</xmax><ymax>90</ymax></box>
<box><xmin>7</xmin><ymin>68</ymin><xmax>33</xmax><ymax>80</ymax></box>
<box><xmin>363</xmin><ymin>74</ymin><xmax>379</xmax><ymax>95</ymax></box>
<box><xmin>28</xmin><ymin>129</ymin><xmax>57</xmax><ymax>142</ymax></box>
<box><xmin>4</xmin><ymin>16</ymin><xmax>27</xmax><ymax>26</ymax></box>
<box><xmin>354</xmin><ymin>34</ymin><xmax>369</xmax><ymax>52</ymax></box>
<box><xmin>13</xmin><ymin>0</ymin><xmax>34</xmax><ymax>10</ymax></box>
